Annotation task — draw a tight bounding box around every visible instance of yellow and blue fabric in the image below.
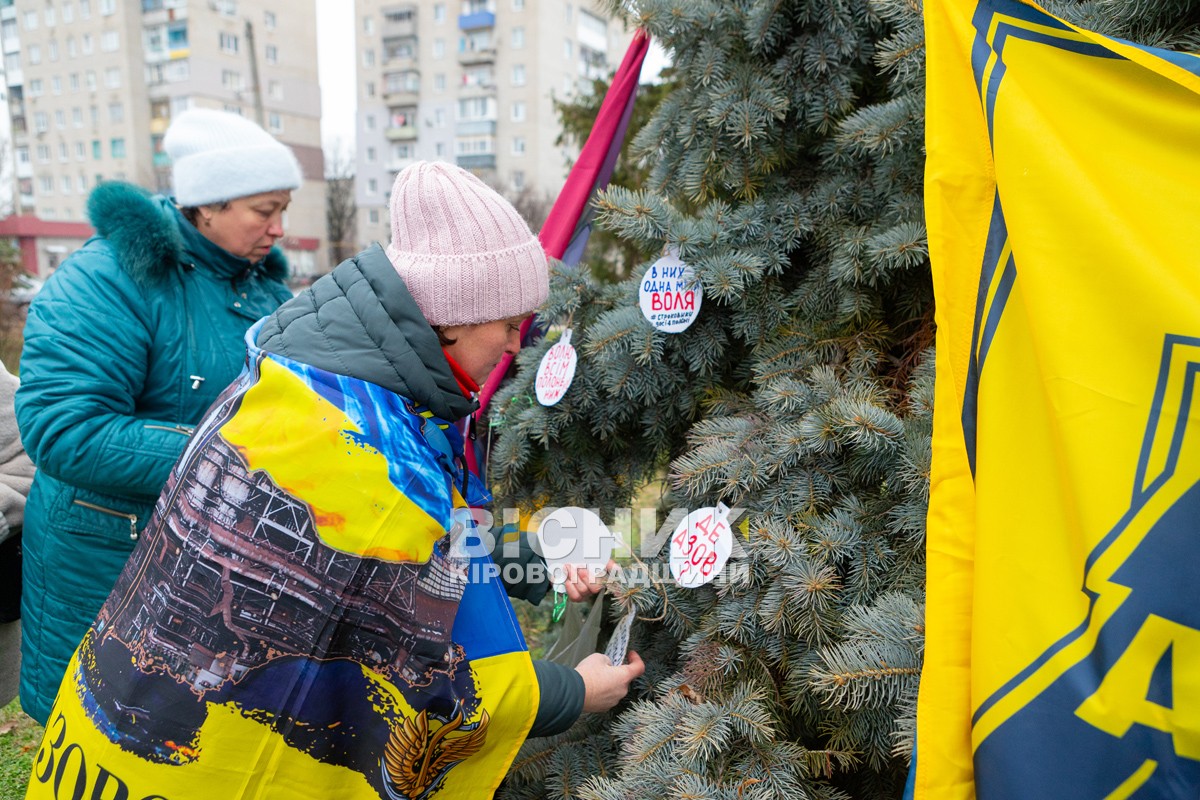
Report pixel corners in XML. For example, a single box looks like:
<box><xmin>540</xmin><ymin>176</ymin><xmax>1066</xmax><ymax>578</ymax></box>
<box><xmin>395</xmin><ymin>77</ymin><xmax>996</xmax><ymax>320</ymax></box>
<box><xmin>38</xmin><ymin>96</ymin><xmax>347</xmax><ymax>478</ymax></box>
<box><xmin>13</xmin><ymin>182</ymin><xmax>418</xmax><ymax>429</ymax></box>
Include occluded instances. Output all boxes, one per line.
<box><xmin>920</xmin><ymin>1</ymin><xmax>1200</xmax><ymax>797</ymax></box>
<box><xmin>26</xmin><ymin>331</ymin><xmax>537</xmax><ymax>800</ymax></box>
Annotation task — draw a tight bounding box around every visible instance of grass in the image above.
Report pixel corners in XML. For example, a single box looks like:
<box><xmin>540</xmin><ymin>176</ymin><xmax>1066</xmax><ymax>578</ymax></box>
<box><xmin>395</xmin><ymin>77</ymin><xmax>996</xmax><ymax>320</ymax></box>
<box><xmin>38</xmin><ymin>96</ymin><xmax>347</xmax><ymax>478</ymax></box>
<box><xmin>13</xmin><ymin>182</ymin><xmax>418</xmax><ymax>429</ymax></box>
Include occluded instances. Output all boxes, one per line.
<box><xmin>0</xmin><ymin>699</ymin><xmax>41</xmax><ymax>798</ymax></box>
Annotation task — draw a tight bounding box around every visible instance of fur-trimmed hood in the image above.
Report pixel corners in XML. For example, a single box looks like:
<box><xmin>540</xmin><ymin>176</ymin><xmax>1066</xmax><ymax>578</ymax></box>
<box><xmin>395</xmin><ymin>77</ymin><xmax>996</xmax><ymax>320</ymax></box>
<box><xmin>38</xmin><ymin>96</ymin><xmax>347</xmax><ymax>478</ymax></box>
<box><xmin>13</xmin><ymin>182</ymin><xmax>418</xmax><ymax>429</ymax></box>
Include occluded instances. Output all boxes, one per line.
<box><xmin>86</xmin><ymin>181</ymin><xmax>288</xmax><ymax>287</ymax></box>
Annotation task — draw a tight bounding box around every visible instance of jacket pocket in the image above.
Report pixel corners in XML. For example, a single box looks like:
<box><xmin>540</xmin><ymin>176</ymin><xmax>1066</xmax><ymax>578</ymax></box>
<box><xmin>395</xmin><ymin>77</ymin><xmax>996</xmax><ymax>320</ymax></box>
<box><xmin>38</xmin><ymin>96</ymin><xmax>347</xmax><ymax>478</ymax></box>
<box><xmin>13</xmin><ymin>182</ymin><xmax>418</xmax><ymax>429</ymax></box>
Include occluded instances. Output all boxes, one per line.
<box><xmin>71</xmin><ymin>499</ymin><xmax>141</xmax><ymax>542</ymax></box>
<box><xmin>143</xmin><ymin>423</ymin><xmax>195</xmax><ymax>436</ymax></box>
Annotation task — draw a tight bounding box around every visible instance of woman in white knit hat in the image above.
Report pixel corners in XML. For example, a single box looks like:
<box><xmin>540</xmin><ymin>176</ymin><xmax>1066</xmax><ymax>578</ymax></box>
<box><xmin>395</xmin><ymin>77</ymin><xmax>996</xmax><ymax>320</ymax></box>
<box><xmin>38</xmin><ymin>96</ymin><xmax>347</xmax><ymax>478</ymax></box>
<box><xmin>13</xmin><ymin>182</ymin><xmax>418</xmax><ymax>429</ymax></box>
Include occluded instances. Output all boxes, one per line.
<box><xmin>14</xmin><ymin>108</ymin><xmax>302</xmax><ymax>726</ymax></box>
<box><xmin>24</xmin><ymin>161</ymin><xmax>642</xmax><ymax>800</ymax></box>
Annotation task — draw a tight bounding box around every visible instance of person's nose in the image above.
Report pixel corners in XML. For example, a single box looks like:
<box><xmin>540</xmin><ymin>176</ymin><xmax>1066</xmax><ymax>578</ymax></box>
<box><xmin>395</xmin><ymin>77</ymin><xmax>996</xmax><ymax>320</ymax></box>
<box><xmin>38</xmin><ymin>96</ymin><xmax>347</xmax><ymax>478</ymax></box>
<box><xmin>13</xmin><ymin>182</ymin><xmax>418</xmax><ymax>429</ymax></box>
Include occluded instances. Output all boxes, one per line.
<box><xmin>505</xmin><ymin>327</ymin><xmax>522</xmax><ymax>356</ymax></box>
<box><xmin>266</xmin><ymin>211</ymin><xmax>285</xmax><ymax>238</ymax></box>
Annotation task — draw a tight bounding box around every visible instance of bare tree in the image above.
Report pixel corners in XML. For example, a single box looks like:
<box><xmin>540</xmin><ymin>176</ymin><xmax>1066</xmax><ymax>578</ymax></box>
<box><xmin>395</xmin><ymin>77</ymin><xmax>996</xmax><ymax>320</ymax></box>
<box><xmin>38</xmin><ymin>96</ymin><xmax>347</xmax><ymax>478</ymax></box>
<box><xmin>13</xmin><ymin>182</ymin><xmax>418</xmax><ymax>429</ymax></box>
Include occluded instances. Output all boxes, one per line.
<box><xmin>325</xmin><ymin>138</ymin><xmax>357</xmax><ymax>268</ymax></box>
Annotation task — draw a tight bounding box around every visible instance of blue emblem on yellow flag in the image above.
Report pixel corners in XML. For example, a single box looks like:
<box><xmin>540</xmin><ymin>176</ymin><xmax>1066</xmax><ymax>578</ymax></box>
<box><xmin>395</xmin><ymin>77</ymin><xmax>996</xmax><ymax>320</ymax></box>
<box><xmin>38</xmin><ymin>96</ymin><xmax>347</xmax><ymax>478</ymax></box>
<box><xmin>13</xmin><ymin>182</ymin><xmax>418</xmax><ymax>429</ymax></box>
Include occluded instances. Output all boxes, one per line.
<box><xmin>919</xmin><ymin>1</ymin><xmax>1200</xmax><ymax>798</ymax></box>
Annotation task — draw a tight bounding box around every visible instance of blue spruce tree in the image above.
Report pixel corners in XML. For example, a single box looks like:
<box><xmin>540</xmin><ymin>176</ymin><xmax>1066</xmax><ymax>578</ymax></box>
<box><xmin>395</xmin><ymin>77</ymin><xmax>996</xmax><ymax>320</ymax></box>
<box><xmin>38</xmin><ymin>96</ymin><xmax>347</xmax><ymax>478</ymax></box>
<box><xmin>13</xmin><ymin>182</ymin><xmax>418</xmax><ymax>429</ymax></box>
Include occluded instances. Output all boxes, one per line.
<box><xmin>490</xmin><ymin>0</ymin><xmax>1188</xmax><ymax>798</ymax></box>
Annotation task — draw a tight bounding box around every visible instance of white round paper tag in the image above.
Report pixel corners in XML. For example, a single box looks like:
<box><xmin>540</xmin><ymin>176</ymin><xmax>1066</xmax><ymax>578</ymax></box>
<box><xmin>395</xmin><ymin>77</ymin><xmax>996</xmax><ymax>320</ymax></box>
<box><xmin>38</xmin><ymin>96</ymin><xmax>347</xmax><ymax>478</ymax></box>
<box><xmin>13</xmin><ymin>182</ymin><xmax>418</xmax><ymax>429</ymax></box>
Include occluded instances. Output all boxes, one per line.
<box><xmin>669</xmin><ymin>503</ymin><xmax>733</xmax><ymax>588</ymax></box>
<box><xmin>639</xmin><ymin>254</ymin><xmax>703</xmax><ymax>333</ymax></box>
<box><xmin>535</xmin><ymin>506</ymin><xmax>620</xmax><ymax>586</ymax></box>
<box><xmin>535</xmin><ymin>329</ymin><xmax>577</xmax><ymax>406</ymax></box>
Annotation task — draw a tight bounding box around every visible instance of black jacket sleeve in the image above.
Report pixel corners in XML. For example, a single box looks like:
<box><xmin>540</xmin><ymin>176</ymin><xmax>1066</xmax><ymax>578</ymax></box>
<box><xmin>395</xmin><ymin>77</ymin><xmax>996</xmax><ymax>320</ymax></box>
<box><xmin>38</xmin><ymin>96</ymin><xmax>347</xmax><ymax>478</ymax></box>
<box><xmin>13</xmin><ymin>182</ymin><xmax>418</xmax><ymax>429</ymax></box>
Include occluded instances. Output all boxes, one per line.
<box><xmin>490</xmin><ymin>522</ymin><xmax>552</xmax><ymax>606</ymax></box>
<box><xmin>530</xmin><ymin>659</ymin><xmax>585</xmax><ymax>738</ymax></box>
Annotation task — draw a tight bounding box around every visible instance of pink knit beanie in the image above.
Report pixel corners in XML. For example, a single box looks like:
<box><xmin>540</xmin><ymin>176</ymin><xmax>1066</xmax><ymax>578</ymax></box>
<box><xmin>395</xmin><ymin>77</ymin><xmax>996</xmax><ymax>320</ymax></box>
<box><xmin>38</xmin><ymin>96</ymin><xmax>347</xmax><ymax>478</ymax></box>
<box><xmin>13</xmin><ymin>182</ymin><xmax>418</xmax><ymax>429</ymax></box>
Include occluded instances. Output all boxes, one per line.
<box><xmin>385</xmin><ymin>161</ymin><xmax>549</xmax><ymax>326</ymax></box>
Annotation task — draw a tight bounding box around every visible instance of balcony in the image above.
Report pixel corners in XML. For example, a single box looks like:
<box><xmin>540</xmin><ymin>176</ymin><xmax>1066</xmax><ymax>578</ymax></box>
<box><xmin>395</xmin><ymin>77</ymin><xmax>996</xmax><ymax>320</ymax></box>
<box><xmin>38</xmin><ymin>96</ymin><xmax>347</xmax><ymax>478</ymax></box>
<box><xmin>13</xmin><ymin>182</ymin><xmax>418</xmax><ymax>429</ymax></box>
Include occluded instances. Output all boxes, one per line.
<box><xmin>381</xmin><ymin>8</ymin><xmax>417</xmax><ymax>38</ymax></box>
<box><xmin>458</xmin><ymin>11</ymin><xmax>494</xmax><ymax>31</ymax></box>
<box><xmin>385</xmin><ymin>125</ymin><xmax>417</xmax><ymax>141</ymax></box>
<box><xmin>456</xmin><ymin>154</ymin><xmax>495</xmax><ymax>171</ymax></box>
<box><xmin>457</xmin><ymin>47</ymin><xmax>496</xmax><ymax>66</ymax></box>
<box><xmin>383</xmin><ymin>87</ymin><xmax>420</xmax><ymax>106</ymax></box>
<box><xmin>388</xmin><ymin>156</ymin><xmax>416</xmax><ymax>174</ymax></box>
<box><xmin>455</xmin><ymin>119</ymin><xmax>495</xmax><ymax>136</ymax></box>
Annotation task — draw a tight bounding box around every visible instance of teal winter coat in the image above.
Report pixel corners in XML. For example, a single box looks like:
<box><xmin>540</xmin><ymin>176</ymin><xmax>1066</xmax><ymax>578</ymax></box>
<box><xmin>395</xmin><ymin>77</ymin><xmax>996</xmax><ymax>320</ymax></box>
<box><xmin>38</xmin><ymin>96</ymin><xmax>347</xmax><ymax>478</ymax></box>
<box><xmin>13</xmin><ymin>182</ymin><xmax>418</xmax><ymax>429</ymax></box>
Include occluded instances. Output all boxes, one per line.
<box><xmin>14</xmin><ymin>182</ymin><xmax>293</xmax><ymax>724</ymax></box>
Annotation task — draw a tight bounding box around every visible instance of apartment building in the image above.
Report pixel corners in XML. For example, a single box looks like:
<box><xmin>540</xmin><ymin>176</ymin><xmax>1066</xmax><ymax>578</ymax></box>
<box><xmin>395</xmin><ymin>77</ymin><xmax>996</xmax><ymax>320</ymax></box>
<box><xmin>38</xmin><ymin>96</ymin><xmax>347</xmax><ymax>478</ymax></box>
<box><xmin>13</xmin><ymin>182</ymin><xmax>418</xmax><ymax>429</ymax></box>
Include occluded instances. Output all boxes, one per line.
<box><xmin>353</xmin><ymin>0</ymin><xmax>632</xmax><ymax>248</ymax></box>
<box><xmin>1</xmin><ymin>0</ymin><xmax>328</xmax><ymax>276</ymax></box>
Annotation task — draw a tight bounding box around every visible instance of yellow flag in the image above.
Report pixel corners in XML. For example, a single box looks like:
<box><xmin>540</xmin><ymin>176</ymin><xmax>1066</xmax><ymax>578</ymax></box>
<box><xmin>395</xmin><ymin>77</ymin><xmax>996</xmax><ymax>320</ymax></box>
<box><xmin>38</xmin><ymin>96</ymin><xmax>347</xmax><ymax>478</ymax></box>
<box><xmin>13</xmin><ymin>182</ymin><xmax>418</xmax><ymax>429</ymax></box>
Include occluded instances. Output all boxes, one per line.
<box><xmin>920</xmin><ymin>1</ymin><xmax>1200</xmax><ymax>797</ymax></box>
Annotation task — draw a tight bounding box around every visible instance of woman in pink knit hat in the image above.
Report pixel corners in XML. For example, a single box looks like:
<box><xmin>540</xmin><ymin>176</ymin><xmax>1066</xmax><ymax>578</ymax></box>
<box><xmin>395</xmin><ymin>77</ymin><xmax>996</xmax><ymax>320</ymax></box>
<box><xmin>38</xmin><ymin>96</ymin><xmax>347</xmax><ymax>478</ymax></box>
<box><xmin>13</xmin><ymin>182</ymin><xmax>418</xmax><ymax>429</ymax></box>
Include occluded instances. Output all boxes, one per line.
<box><xmin>26</xmin><ymin>162</ymin><xmax>641</xmax><ymax>800</ymax></box>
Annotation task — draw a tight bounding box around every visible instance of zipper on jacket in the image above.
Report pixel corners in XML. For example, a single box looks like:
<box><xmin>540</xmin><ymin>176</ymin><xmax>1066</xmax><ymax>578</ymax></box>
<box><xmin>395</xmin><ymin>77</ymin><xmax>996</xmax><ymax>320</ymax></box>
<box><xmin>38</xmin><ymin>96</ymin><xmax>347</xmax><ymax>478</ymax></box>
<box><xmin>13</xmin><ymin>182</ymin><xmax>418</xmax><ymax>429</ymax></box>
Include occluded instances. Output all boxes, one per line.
<box><xmin>73</xmin><ymin>499</ymin><xmax>140</xmax><ymax>541</ymax></box>
<box><xmin>143</xmin><ymin>423</ymin><xmax>195</xmax><ymax>436</ymax></box>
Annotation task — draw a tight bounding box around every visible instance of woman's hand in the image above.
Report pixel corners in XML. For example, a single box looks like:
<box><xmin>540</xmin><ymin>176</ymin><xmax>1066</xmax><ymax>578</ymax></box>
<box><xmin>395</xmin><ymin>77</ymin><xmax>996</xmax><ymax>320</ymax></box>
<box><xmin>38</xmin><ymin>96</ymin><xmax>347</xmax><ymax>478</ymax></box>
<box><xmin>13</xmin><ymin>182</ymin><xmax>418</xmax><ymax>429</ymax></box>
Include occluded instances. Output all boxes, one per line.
<box><xmin>575</xmin><ymin>651</ymin><xmax>646</xmax><ymax>713</ymax></box>
<box><xmin>560</xmin><ymin>559</ymin><xmax>617</xmax><ymax>602</ymax></box>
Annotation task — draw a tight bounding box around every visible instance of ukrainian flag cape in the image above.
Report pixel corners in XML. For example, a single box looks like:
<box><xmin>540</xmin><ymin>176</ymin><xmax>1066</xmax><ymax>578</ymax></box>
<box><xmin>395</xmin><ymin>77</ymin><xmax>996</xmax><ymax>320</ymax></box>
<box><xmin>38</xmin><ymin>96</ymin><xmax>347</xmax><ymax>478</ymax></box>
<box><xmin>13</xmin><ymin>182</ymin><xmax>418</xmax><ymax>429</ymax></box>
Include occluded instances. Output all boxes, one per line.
<box><xmin>26</xmin><ymin>336</ymin><xmax>537</xmax><ymax>800</ymax></box>
<box><xmin>919</xmin><ymin>1</ymin><xmax>1200</xmax><ymax>797</ymax></box>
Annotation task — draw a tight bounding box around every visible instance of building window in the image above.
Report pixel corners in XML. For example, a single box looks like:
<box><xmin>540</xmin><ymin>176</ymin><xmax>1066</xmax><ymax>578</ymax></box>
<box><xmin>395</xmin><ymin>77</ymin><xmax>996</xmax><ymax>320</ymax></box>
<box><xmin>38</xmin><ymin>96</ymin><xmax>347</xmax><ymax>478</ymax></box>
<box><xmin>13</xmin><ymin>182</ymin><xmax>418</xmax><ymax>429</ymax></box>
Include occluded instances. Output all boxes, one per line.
<box><xmin>268</xmin><ymin>80</ymin><xmax>283</xmax><ymax>100</ymax></box>
<box><xmin>221</xmin><ymin>69</ymin><xmax>242</xmax><ymax>90</ymax></box>
<box><xmin>27</xmin><ymin>44</ymin><xmax>41</xmax><ymax>65</ymax></box>
<box><xmin>512</xmin><ymin>0</ymin><xmax>524</xmax><ymax>10</ymax></box>
<box><xmin>69</xmin><ymin>72</ymin><xmax>79</xmax><ymax>91</ymax></box>
<box><xmin>368</xmin><ymin>209</ymin><xmax>379</xmax><ymax>224</ymax></box>
<box><xmin>168</xmin><ymin>23</ymin><xmax>188</xmax><ymax>49</ymax></box>
<box><xmin>432</xmin><ymin>38</ymin><xmax>444</xmax><ymax>59</ymax></box>
<box><xmin>435</xmin><ymin>142</ymin><xmax>445</xmax><ymax>157</ymax></box>
<box><xmin>80</xmin><ymin>0</ymin><xmax>91</xmax><ymax>18</ymax></box>
<box><xmin>264</xmin><ymin>10</ymin><xmax>276</xmax><ymax>30</ymax></box>
<box><xmin>99</xmin><ymin>0</ymin><xmax>115</xmax><ymax>15</ymax></box>
<box><xmin>28</xmin><ymin>79</ymin><xmax>43</xmax><ymax>97</ymax></box>
<box><xmin>63</xmin><ymin>2</ymin><xmax>75</xmax><ymax>23</ymax></box>
<box><xmin>365</xmin><ymin>114</ymin><xmax>375</xmax><ymax>130</ymax></box>
<box><xmin>55</xmin><ymin>110</ymin><xmax>66</xmax><ymax>129</ymax></box>
<box><xmin>511</xmin><ymin>64</ymin><xmax>525</xmax><ymax>87</ymax></box>
<box><xmin>265</xmin><ymin>44</ymin><xmax>278</xmax><ymax>64</ymax></box>
<box><xmin>85</xmin><ymin>70</ymin><xmax>96</xmax><ymax>90</ymax></box>
<box><xmin>40</xmin><ymin>176</ymin><xmax>54</xmax><ymax>193</ymax></box>
<box><xmin>61</xmin><ymin>176</ymin><xmax>73</xmax><ymax>194</ymax></box>
<box><xmin>68</xmin><ymin>38</ymin><xmax>77</xmax><ymax>58</ymax></box>
<box><xmin>105</xmin><ymin>67</ymin><xmax>121</xmax><ymax>88</ymax></box>
<box><xmin>81</xmin><ymin>33</ymin><xmax>93</xmax><ymax>54</ymax></box>
<box><xmin>363</xmin><ymin>49</ymin><xmax>375</xmax><ymax>67</ymax></box>
<box><xmin>565</xmin><ymin>3</ymin><xmax>573</xmax><ymax>22</ymax></box>
<box><xmin>512</xmin><ymin>136</ymin><xmax>525</xmax><ymax>155</ymax></box>
<box><xmin>79</xmin><ymin>174</ymin><xmax>89</xmax><ymax>192</ymax></box>
<box><xmin>92</xmin><ymin>140</ymin><xmax>101</xmax><ymax>159</ymax></box>
<box><xmin>366</xmin><ymin>147</ymin><xmax>376</xmax><ymax>162</ymax></box>
<box><xmin>435</xmin><ymin>107</ymin><xmax>445</xmax><ymax>127</ymax></box>
<box><xmin>268</xmin><ymin>112</ymin><xmax>282</xmax><ymax>133</ymax></box>
<box><xmin>433</xmin><ymin>3</ymin><xmax>445</xmax><ymax>23</ymax></box>
<box><xmin>564</xmin><ymin>38</ymin><xmax>573</xmax><ymax>59</ymax></box>
<box><xmin>109</xmin><ymin>102</ymin><xmax>123</xmax><ymax>123</ymax></box>
<box><xmin>219</xmin><ymin>32</ymin><xmax>238</xmax><ymax>53</ymax></box>
<box><xmin>16</xmin><ymin>147</ymin><xmax>29</xmax><ymax>166</ymax></box>
<box><xmin>48</xmin><ymin>40</ymin><xmax>59</xmax><ymax>61</ymax></box>
<box><xmin>24</xmin><ymin>11</ymin><xmax>37</xmax><ymax>30</ymax></box>
<box><xmin>51</xmin><ymin>76</ymin><xmax>62</xmax><ymax>95</ymax></box>
<box><xmin>58</xmin><ymin>142</ymin><xmax>68</xmax><ymax>161</ymax></box>
<box><xmin>89</xmin><ymin>105</ymin><xmax>98</xmax><ymax>125</ymax></box>
<box><xmin>434</xmin><ymin>73</ymin><xmax>446</xmax><ymax>92</ymax></box>
<box><xmin>368</xmin><ymin>178</ymin><xmax>377</xmax><ymax>193</ymax></box>
<box><xmin>111</xmin><ymin>138</ymin><xmax>126</xmax><ymax>158</ymax></box>
<box><xmin>72</xmin><ymin>107</ymin><xmax>83</xmax><ymax>126</ymax></box>
<box><xmin>511</xmin><ymin>27</ymin><xmax>524</xmax><ymax>48</ymax></box>
<box><xmin>34</xmin><ymin>112</ymin><xmax>48</xmax><ymax>133</ymax></box>
<box><xmin>101</xmin><ymin>30</ymin><xmax>118</xmax><ymax>51</ymax></box>
<box><xmin>75</xmin><ymin>141</ymin><xmax>85</xmax><ymax>160</ymax></box>
<box><xmin>512</xmin><ymin>170</ymin><xmax>525</xmax><ymax>190</ymax></box>
<box><xmin>511</xmin><ymin>100</ymin><xmax>525</xmax><ymax>122</ymax></box>
<box><xmin>366</xmin><ymin>81</ymin><xmax>375</xmax><ymax>97</ymax></box>
<box><xmin>37</xmin><ymin>145</ymin><xmax>51</xmax><ymax>162</ymax></box>
<box><xmin>363</xmin><ymin>16</ymin><xmax>373</xmax><ymax>34</ymax></box>
<box><xmin>45</xmin><ymin>6</ymin><xmax>56</xmax><ymax>25</ymax></box>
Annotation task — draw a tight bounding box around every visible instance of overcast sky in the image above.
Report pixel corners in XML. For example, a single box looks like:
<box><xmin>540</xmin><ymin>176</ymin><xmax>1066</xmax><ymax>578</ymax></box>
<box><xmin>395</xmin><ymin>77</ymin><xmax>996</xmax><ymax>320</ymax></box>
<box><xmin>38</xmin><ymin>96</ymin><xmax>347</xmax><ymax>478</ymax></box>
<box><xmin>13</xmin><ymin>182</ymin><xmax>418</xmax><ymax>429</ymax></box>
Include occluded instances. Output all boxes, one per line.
<box><xmin>313</xmin><ymin>0</ymin><xmax>667</xmax><ymax>158</ymax></box>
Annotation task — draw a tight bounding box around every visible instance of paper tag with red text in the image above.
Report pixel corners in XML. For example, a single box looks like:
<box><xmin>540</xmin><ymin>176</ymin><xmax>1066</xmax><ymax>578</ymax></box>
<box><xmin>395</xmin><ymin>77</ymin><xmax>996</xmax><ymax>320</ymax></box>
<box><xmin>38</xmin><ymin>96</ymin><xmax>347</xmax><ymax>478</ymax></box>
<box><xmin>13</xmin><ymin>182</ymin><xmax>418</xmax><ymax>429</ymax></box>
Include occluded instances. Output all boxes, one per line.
<box><xmin>669</xmin><ymin>502</ymin><xmax>733</xmax><ymax>588</ymax></box>
<box><xmin>535</xmin><ymin>329</ymin><xmax>577</xmax><ymax>406</ymax></box>
<box><xmin>639</xmin><ymin>254</ymin><xmax>703</xmax><ymax>333</ymax></box>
